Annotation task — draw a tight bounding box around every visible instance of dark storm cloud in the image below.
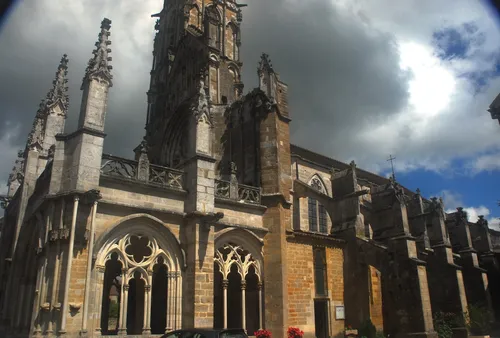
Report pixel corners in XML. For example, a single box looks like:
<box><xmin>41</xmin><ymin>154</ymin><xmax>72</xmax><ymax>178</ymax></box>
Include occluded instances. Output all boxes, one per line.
<box><xmin>0</xmin><ymin>0</ymin><xmax>410</xmax><ymax>188</ymax></box>
<box><xmin>240</xmin><ymin>0</ymin><xmax>411</xmax><ymax>158</ymax></box>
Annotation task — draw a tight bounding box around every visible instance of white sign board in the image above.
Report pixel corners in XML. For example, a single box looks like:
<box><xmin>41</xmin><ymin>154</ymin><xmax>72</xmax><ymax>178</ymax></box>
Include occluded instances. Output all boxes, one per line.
<box><xmin>335</xmin><ymin>305</ymin><xmax>345</xmax><ymax>320</ymax></box>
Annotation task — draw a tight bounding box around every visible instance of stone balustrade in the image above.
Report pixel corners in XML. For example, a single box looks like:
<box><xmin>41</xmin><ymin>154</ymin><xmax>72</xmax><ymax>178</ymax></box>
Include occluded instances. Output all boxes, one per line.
<box><xmin>100</xmin><ymin>154</ymin><xmax>184</xmax><ymax>190</ymax></box>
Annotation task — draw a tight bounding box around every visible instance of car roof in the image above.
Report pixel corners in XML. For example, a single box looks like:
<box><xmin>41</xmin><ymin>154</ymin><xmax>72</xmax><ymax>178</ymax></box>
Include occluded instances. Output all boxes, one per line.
<box><xmin>163</xmin><ymin>328</ymin><xmax>246</xmax><ymax>336</ymax></box>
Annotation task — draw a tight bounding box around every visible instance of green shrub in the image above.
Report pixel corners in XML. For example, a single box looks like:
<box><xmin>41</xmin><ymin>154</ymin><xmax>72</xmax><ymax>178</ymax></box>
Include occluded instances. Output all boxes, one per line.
<box><xmin>465</xmin><ymin>303</ymin><xmax>492</xmax><ymax>335</ymax></box>
<box><xmin>108</xmin><ymin>300</ymin><xmax>119</xmax><ymax>319</ymax></box>
<box><xmin>433</xmin><ymin>312</ymin><xmax>456</xmax><ymax>338</ymax></box>
<box><xmin>358</xmin><ymin>319</ymin><xmax>376</xmax><ymax>338</ymax></box>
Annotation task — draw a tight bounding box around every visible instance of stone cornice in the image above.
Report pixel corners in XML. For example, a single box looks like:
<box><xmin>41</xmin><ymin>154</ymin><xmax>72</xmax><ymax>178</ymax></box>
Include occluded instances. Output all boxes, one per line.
<box><xmin>55</xmin><ymin>127</ymin><xmax>106</xmax><ymax>141</ymax></box>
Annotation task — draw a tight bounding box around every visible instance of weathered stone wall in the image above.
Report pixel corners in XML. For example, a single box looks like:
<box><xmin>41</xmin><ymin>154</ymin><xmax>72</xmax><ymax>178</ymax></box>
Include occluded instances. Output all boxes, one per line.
<box><xmin>368</xmin><ymin>266</ymin><xmax>383</xmax><ymax>331</ymax></box>
<box><xmin>286</xmin><ymin>240</ymin><xmax>344</xmax><ymax>338</ymax></box>
<box><xmin>98</xmin><ymin>184</ymin><xmax>185</xmax><ymax>215</ymax></box>
<box><xmin>214</xmin><ymin>204</ymin><xmax>264</xmax><ymax>228</ymax></box>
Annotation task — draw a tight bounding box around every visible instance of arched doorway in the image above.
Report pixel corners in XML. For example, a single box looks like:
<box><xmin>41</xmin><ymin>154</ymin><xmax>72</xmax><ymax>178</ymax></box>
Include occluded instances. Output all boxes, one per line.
<box><xmin>214</xmin><ymin>242</ymin><xmax>263</xmax><ymax>333</ymax></box>
<box><xmin>94</xmin><ymin>216</ymin><xmax>183</xmax><ymax>335</ymax></box>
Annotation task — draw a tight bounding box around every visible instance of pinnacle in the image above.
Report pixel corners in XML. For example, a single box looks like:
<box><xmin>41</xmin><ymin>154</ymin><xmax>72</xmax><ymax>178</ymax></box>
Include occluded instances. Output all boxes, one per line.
<box><xmin>258</xmin><ymin>53</ymin><xmax>274</xmax><ymax>73</ymax></box>
<box><xmin>46</xmin><ymin>54</ymin><xmax>69</xmax><ymax>113</ymax></box>
<box><xmin>82</xmin><ymin>17</ymin><xmax>113</xmax><ymax>88</ymax></box>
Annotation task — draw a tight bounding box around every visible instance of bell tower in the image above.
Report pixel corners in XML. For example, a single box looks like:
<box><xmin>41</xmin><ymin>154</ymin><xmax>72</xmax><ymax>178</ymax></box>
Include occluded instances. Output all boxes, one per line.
<box><xmin>145</xmin><ymin>0</ymin><xmax>246</xmax><ymax>166</ymax></box>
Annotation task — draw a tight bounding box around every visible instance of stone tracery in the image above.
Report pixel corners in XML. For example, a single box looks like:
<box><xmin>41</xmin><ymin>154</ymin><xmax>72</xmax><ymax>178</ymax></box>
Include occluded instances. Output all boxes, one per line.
<box><xmin>96</xmin><ymin>232</ymin><xmax>181</xmax><ymax>335</ymax></box>
<box><xmin>214</xmin><ymin>242</ymin><xmax>263</xmax><ymax>334</ymax></box>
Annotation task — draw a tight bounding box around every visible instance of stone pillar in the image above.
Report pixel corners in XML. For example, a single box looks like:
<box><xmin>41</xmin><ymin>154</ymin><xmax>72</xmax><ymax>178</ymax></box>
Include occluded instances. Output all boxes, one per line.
<box><xmin>166</xmin><ymin>273</ymin><xmax>174</xmax><ymax>332</ymax></box>
<box><xmin>447</xmin><ymin>209</ymin><xmax>493</xmax><ymax>314</ymax></box>
<box><xmin>95</xmin><ymin>265</ymin><xmax>105</xmax><ymax>334</ymax></box>
<box><xmin>143</xmin><ymin>285</ymin><xmax>151</xmax><ymax>334</ymax></box>
<box><xmin>370</xmin><ymin>183</ymin><xmax>437</xmax><ymax>338</ymax></box>
<box><xmin>258</xmin><ymin>282</ymin><xmax>263</xmax><ymax>330</ymax></box>
<box><xmin>118</xmin><ymin>269</ymin><xmax>127</xmax><ymax>335</ymax></box>
<box><xmin>409</xmin><ymin>198</ymin><xmax>468</xmax><ymax>337</ymax></box>
<box><xmin>81</xmin><ymin>200</ymin><xmax>98</xmax><ymax>334</ymax></box>
<box><xmin>241</xmin><ymin>280</ymin><xmax>246</xmax><ymax>332</ymax></box>
<box><xmin>182</xmin><ymin>218</ymin><xmax>215</xmax><ymax>328</ymax></box>
<box><xmin>122</xmin><ymin>285</ymin><xmax>129</xmax><ymax>335</ymax></box>
<box><xmin>181</xmin><ymin>75</ymin><xmax>217</xmax><ymax>328</ymax></box>
<box><xmin>64</xmin><ymin>18</ymin><xmax>112</xmax><ymax>192</ymax></box>
<box><xmin>223</xmin><ymin>279</ymin><xmax>228</xmax><ymax>329</ymax></box>
<box><xmin>257</xmin><ymin>68</ymin><xmax>292</xmax><ymax>338</ymax></box>
<box><xmin>59</xmin><ymin>196</ymin><xmax>79</xmax><ymax>335</ymax></box>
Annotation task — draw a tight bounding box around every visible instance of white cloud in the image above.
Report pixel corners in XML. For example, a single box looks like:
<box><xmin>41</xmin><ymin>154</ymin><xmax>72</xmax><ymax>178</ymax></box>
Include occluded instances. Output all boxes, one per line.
<box><xmin>440</xmin><ymin>189</ymin><xmax>499</xmax><ymax>229</ymax></box>
<box><xmin>467</xmin><ymin>152</ymin><xmax>500</xmax><ymax>174</ymax></box>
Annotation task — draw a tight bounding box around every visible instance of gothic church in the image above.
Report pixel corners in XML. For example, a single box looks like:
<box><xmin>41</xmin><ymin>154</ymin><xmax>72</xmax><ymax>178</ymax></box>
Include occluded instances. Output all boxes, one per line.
<box><xmin>1</xmin><ymin>1</ymin><xmax>500</xmax><ymax>338</ymax></box>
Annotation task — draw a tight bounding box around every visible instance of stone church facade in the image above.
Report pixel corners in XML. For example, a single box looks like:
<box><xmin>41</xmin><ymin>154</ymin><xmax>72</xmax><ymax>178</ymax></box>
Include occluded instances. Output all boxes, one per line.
<box><xmin>1</xmin><ymin>1</ymin><xmax>500</xmax><ymax>338</ymax></box>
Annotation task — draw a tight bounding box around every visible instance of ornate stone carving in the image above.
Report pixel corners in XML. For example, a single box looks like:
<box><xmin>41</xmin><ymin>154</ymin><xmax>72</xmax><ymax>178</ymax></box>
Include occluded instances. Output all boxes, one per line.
<box><xmin>27</xmin><ymin>101</ymin><xmax>46</xmax><ymax>151</ymax></box>
<box><xmin>8</xmin><ymin>152</ymin><xmax>25</xmax><ymax>185</ymax></box>
<box><xmin>477</xmin><ymin>215</ymin><xmax>488</xmax><ymax>228</ymax></box>
<box><xmin>46</xmin><ymin>54</ymin><xmax>69</xmax><ymax>115</ymax></box>
<box><xmin>82</xmin><ymin>18</ymin><xmax>113</xmax><ymax>88</ymax></box>
<box><xmin>0</xmin><ymin>196</ymin><xmax>10</xmax><ymax>209</ymax></box>
<box><xmin>258</xmin><ymin>53</ymin><xmax>274</xmax><ymax>75</ymax></box>
<box><xmin>134</xmin><ymin>138</ymin><xmax>150</xmax><ymax>182</ymax></box>
<box><xmin>214</xmin><ymin>243</ymin><xmax>262</xmax><ymax>281</ymax></box>
<box><xmin>215</xmin><ymin>179</ymin><xmax>230</xmax><ymax>199</ymax></box>
<box><xmin>49</xmin><ymin>230</ymin><xmax>59</xmax><ymax>242</ymax></box>
<box><xmin>192</xmin><ymin>77</ymin><xmax>212</xmax><ymax>125</ymax></box>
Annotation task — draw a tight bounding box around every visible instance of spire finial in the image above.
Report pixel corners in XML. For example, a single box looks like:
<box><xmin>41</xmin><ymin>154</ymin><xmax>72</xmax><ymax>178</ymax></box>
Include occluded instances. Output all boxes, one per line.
<box><xmin>46</xmin><ymin>54</ymin><xmax>69</xmax><ymax>114</ymax></box>
<box><xmin>82</xmin><ymin>18</ymin><xmax>113</xmax><ymax>88</ymax></box>
<box><xmin>258</xmin><ymin>53</ymin><xmax>274</xmax><ymax>74</ymax></box>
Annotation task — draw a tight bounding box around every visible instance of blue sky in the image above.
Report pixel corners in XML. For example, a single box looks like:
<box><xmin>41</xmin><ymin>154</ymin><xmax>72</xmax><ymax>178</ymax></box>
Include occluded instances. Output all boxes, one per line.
<box><xmin>395</xmin><ymin>20</ymin><xmax>500</xmax><ymax>227</ymax></box>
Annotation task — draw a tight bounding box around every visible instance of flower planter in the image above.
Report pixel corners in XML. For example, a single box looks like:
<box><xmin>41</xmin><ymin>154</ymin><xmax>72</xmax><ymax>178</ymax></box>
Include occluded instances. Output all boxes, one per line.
<box><xmin>345</xmin><ymin>329</ymin><xmax>358</xmax><ymax>337</ymax></box>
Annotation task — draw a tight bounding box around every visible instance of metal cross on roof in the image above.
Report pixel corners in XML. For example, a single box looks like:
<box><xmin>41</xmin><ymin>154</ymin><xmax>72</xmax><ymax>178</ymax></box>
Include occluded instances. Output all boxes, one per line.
<box><xmin>387</xmin><ymin>154</ymin><xmax>396</xmax><ymax>181</ymax></box>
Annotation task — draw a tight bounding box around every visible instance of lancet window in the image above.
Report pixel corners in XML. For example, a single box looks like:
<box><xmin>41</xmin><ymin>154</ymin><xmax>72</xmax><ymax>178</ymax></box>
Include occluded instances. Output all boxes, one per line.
<box><xmin>308</xmin><ymin>176</ymin><xmax>328</xmax><ymax>234</ymax></box>
<box><xmin>214</xmin><ymin>243</ymin><xmax>263</xmax><ymax>334</ymax></box>
<box><xmin>96</xmin><ymin>234</ymin><xmax>181</xmax><ymax>335</ymax></box>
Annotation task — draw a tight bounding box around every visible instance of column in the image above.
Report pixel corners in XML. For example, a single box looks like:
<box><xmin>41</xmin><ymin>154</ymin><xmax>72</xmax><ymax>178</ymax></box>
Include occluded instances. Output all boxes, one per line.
<box><xmin>258</xmin><ymin>282</ymin><xmax>263</xmax><ymax>330</ymax></box>
<box><xmin>175</xmin><ymin>273</ymin><xmax>182</xmax><ymax>330</ymax></box>
<box><xmin>241</xmin><ymin>280</ymin><xmax>246</xmax><ymax>332</ymax></box>
<box><xmin>143</xmin><ymin>285</ymin><xmax>151</xmax><ymax>334</ymax></box>
<box><xmin>59</xmin><ymin>196</ymin><xmax>79</xmax><ymax>335</ymax></box>
<box><xmin>147</xmin><ymin>272</ymin><xmax>152</xmax><ymax>331</ymax></box>
<box><xmin>81</xmin><ymin>200</ymin><xmax>98</xmax><ymax>334</ymax></box>
<box><xmin>33</xmin><ymin>259</ymin><xmax>45</xmax><ymax>335</ymax></box>
<box><xmin>94</xmin><ymin>266</ymin><xmax>105</xmax><ymax>334</ymax></box>
<box><xmin>166</xmin><ymin>272</ymin><xmax>174</xmax><ymax>332</ymax></box>
<box><xmin>118</xmin><ymin>269</ymin><xmax>127</xmax><ymax>335</ymax></box>
<box><xmin>122</xmin><ymin>285</ymin><xmax>129</xmax><ymax>335</ymax></box>
<box><xmin>223</xmin><ymin>279</ymin><xmax>228</xmax><ymax>329</ymax></box>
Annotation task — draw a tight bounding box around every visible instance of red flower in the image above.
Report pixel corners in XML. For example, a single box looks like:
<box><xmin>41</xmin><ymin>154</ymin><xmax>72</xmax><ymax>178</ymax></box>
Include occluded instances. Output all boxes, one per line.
<box><xmin>287</xmin><ymin>327</ymin><xmax>304</xmax><ymax>338</ymax></box>
<box><xmin>255</xmin><ymin>330</ymin><xmax>272</xmax><ymax>338</ymax></box>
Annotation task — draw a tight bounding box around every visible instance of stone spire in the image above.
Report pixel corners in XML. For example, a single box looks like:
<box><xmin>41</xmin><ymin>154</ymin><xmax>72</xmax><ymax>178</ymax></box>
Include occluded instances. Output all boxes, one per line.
<box><xmin>258</xmin><ymin>53</ymin><xmax>274</xmax><ymax>75</ymax></box>
<box><xmin>25</xmin><ymin>54</ymin><xmax>70</xmax><ymax>153</ymax></box>
<box><xmin>82</xmin><ymin>18</ymin><xmax>113</xmax><ymax>89</ymax></box>
<box><xmin>26</xmin><ymin>100</ymin><xmax>47</xmax><ymax>151</ymax></box>
<box><xmin>46</xmin><ymin>54</ymin><xmax>69</xmax><ymax>114</ymax></box>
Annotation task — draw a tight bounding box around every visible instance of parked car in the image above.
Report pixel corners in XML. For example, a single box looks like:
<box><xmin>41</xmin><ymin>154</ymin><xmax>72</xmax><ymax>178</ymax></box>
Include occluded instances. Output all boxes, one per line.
<box><xmin>162</xmin><ymin>328</ymin><xmax>249</xmax><ymax>338</ymax></box>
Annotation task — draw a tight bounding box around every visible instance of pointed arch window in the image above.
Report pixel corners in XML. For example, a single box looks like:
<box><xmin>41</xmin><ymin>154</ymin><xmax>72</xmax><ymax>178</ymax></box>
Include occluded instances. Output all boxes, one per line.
<box><xmin>206</xmin><ymin>7</ymin><xmax>221</xmax><ymax>49</ymax></box>
<box><xmin>308</xmin><ymin>176</ymin><xmax>328</xmax><ymax>234</ymax></box>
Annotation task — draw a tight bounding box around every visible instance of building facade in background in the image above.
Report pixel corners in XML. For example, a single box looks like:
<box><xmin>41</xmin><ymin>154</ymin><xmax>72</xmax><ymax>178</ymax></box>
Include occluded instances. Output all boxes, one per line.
<box><xmin>1</xmin><ymin>1</ymin><xmax>500</xmax><ymax>337</ymax></box>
